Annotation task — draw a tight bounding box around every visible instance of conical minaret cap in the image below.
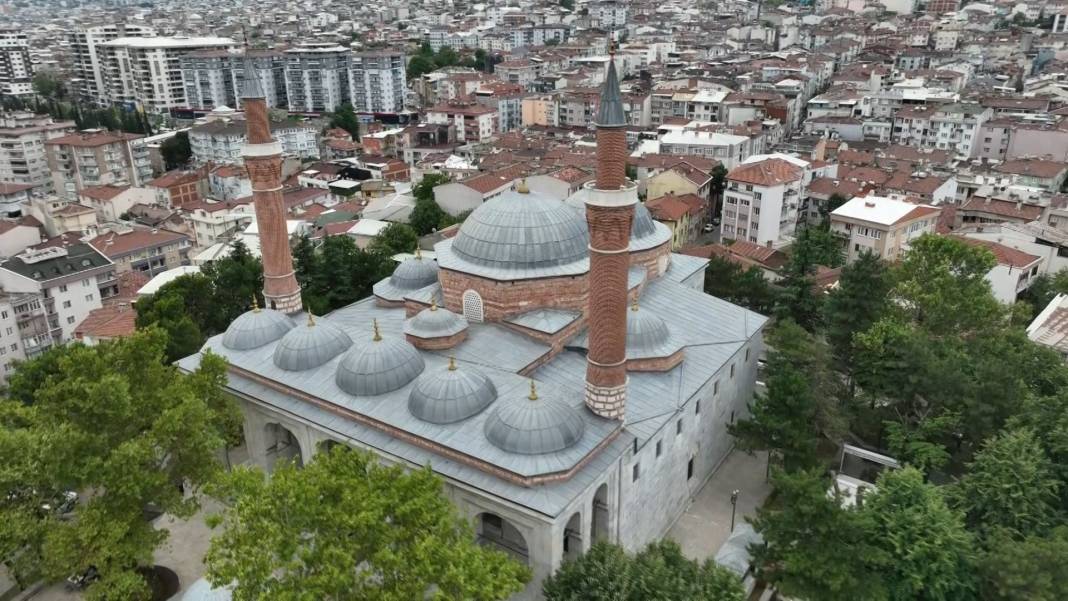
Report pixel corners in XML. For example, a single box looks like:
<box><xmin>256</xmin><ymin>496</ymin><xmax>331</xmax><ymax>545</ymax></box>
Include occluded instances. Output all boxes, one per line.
<box><xmin>240</xmin><ymin>51</ymin><xmax>265</xmax><ymax>100</ymax></box>
<box><xmin>595</xmin><ymin>56</ymin><xmax>627</xmax><ymax>127</ymax></box>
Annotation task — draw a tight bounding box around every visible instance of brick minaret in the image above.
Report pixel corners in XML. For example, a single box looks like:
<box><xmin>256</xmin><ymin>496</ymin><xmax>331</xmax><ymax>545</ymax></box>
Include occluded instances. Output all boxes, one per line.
<box><xmin>584</xmin><ymin>51</ymin><xmax>636</xmax><ymax>420</ymax></box>
<box><xmin>241</xmin><ymin>54</ymin><xmax>302</xmax><ymax>314</ymax></box>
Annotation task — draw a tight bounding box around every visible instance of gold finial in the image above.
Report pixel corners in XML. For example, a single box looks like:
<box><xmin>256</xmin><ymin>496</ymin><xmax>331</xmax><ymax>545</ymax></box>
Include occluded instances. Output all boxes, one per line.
<box><xmin>307</xmin><ymin>311</ymin><xmax>315</xmax><ymax>327</ymax></box>
<box><xmin>251</xmin><ymin>295</ymin><xmax>260</xmax><ymax>313</ymax></box>
<box><xmin>430</xmin><ymin>298</ymin><xmax>438</xmax><ymax>311</ymax></box>
<box><xmin>372</xmin><ymin>318</ymin><xmax>382</xmax><ymax>342</ymax></box>
<box><xmin>415</xmin><ymin>247</ymin><xmax>422</xmax><ymax>260</ymax></box>
<box><xmin>631</xmin><ymin>298</ymin><xmax>639</xmax><ymax>312</ymax></box>
<box><xmin>515</xmin><ymin>178</ymin><xmax>529</xmax><ymax>194</ymax></box>
<box><xmin>528</xmin><ymin>380</ymin><xmax>538</xmax><ymax>401</ymax></box>
<box><xmin>448</xmin><ymin>356</ymin><xmax>457</xmax><ymax>371</ymax></box>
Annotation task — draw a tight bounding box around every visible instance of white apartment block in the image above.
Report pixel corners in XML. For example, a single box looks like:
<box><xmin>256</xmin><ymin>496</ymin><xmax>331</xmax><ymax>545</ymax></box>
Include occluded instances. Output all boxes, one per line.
<box><xmin>659</xmin><ymin>129</ymin><xmax>752</xmax><ymax>169</ymax></box>
<box><xmin>0</xmin><ymin>30</ymin><xmax>33</xmax><ymax>97</ymax></box>
<box><xmin>0</xmin><ymin>292</ymin><xmax>57</xmax><ymax>383</ymax></box>
<box><xmin>285</xmin><ymin>44</ymin><xmax>351</xmax><ymax>113</ymax></box>
<box><xmin>350</xmin><ymin>51</ymin><xmax>406</xmax><ymax>113</ymax></box>
<box><xmin>44</xmin><ymin>131</ymin><xmax>152</xmax><ymax>202</ymax></box>
<box><xmin>592</xmin><ymin>1</ymin><xmax>629</xmax><ymax>31</ymax></box>
<box><xmin>0</xmin><ymin>114</ymin><xmax>77</xmax><ymax>195</ymax></box>
<box><xmin>98</xmin><ymin>37</ymin><xmax>237</xmax><ymax>113</ymax></box>
<box><xmin>189</xmin><ymin>118</ymin><xmax>319</xmax><ymax>165</ymax></box>
<box><xmin>721</xmin><ymin>158</ymin><xmax>804</xmax><ymax>248</ymax></box>
<box><xmin>892</xmin><ymin>102</ymin><xmax>991</xmax><ymax>157</ymax></box>
<box><xmin>181</xmin><ymin>200</ymin><xmax>253</xmax><ymax>249</ymax></box>
<box><xmin>0</xmin><ymin>243</ymin><xmax>115</xmax><ymax>344</ymax></box>
<box><xmin>181</xmin><ymin>49</ymin><xmax>288</xmax><ymax>110</ymax></box>
<box><xmin>69</xmin><ymin>23</ymin><xmax>156</xmax><ymax>106</ymax></box>
<box><xmin>426</xmin><ymin>102</ymin><xmax>499</xmax><ymax>144</ymax></box>
<box><xmin>830</xmin><ymin>196</ymin><xmax>940</xmax><ymax>263</ymax></box>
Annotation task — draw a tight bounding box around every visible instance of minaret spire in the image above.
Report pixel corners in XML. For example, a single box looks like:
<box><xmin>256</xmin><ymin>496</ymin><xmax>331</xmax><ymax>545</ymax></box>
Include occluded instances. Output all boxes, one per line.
<box><xmin>583</xmin><ymin>48</ymin><xmax>637</xmax><ymax>421</ymax></box>
<box><xmin>241</xmin><ymin>29</ymin><xmax>302</xmax><ymax>315</ymax></box>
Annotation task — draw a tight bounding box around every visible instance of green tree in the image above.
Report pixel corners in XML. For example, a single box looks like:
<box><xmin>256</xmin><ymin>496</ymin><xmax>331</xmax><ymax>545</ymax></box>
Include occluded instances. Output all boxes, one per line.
<box><xmin>200</xmin><ymin>241</ymin><xmax>263</xmax><ymax>321</ymax></box>
<box><xmin>160</xmin><ymin>131</ymin><xmax>192</xmax><ymax>170</ymax></box>
<box><xmin>328</xmin><ymin>103</ymin><xmax>360</xmax><ymax>138</ymax></box>
<box><xmin>1009</xmin><ymin>391</ymin><xmax>1068</xmax><ymax>499</ymax></box>
<box><xmin>543</xmin><ymin>540</ymin><xmax>742</xmax><ymax>601</ymax></box>
<box><xmin>709</xmin><ymin>164</ymin><xmax>728</xmax><ymax>201</ymax></box>
<box><xmin>369</xmin><ymin>222</ymin><xmax>418</xmax><ymax>255</ymax></box>
<box><xmin>407</xmin><ymin>54</ymin><xmax>437</xmax><ymax>80</ymax></box>
<box><xmin>413</xmin><ymin>172</ymin><xmax>451</xmax><ymax>202</ymax></box>
<box><xmin>865</xmin><ymin>467</ymin><xmax>977</xmax><ymax>601</ymax></box>
<box><xmin>823</xmin><ymin>251</ymin><xmax>890</xmax><ymax>370</ymax></box>
<box><xmin>6</xmin><ymin>344</ymin><xmax>81</xmax><ymax>405</ymax></box>
<box><xmin>204</xmin><ymin>445</ymin><xmax>530</xmax><ymax>600</ymax></box>
<box><xmin>703</xmin><ymin>255</ymin><xmax>774</xmax><ymax>314</ymax></box>
<box><xmin>133</xmin><ymin>291</ymin><xmax>204</xmax><ymax>362</ymax></box>
<box><xmin>32</xmin><ymin>70</ymin><xmax>64</xmax><ymax>99</ymax></box>
<box><xmin>409</xmin><ymin>173</ymin><xmax>454</xmax><ymax>235</ymax></box>
<box><xmin>951</xmin><ymin>428</ymin><xmax>1061</xmax><ymax>539</ymax></box>
<box><xmin>559</xmin><ymin>0</ymin><xmax>575</xmax><ymax>10</ymax></box>
<box><xmin>0</xmin><ymin>330</ymin><xmax>234</xmax><ymax>599</ymax></box>
<box><xmin>978</xmin><ymin>527</ymin><xmax>1068</xmax><ymax>601</ymax></box>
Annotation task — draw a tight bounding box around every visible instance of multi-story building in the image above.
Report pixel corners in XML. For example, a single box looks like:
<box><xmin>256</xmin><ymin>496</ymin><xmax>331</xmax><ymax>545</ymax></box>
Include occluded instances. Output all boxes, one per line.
<box><xmin>592</xmin><ymin>0</ymin><xmax>629</xmax><ymax>31</ymax></box>
<box><xmin>0</xmin><ymin>242</ymin><xmax>115</xmax><ymax>343</ymax></box>
<box><xmin>189</xmin><ymin>118</ymin><xmax>319</xmax><ymax>165</ymax></box>
<box><xmin>0</xmin><ymin>114</ymin><xmax>77</xmax><ymax>195</ymax></box>
<box><xmin>285</xmin><ymin>44</ymin><xmax>351</xmax><ymax>113</ymax></box>
<box><xmin>721</xmin><ymin>157</ymin><xmax>804</xmax><ymax>247</ymax></box>
<box><xmin>659</xmin><ymin>129</ymin><xmax>752</xmax><ymax>169</ymax></box>
<box><xmin>69</xmin><ymin>23</ymin><xmax>156</xmax><ymax>106</ymax></box>
<box><xmin>927</xmin><ymin>0</ymin><xmax>960</xmax><ymax>13</ymax></box>
<box><xmin>45</xmin><ymin>131</ymin><xmax>152</xmax><ymax>201</ymax></box>
<box><xmin>180</xmin><ymin>49</ymin><xmax>288</xmax><ymax>110</ymax></box>
<box><xmin>830</xmin><ymin>196</ymin><xmax>941</xmax><ymax>263</ymax></box>
<box><xmin>474</xmin><ymin>83</ymin><xmax>525</xmax><ymax>132</ymax></box>
<box><xmin>425</xmin><ymin>102</ymin><xmax>498</xmax><ymax>144</ymax></box>
<box><xmin>88</xmin><ymin>225</ymin><xmax>192</xmax><ymax>277</ymax></box>
<box><xmin>891</xmin><ymin>102</ymin><xmax>991</xmax><ymax>157</ymax></box>
<box><xmin>0</xmin><ymin>291</ymin><xmax>56</xmax><ymax>381</ymax></box>
<box><xmin>350</xmin><ymin>51</ymin><xmax>406</xmax><ymax>114</ymax></box>
<box><xmin>98</xmin><ymin>36</ymin><xmax>238</xmax><ymax>113</ymax></box>
<box><xmin>179</xmin><ymin>198</ymin><xmax>253</xmax><ymax>249</ymax></box>
<box><xmin>0</xmin><ymin>29</ymin><xmax>33</xmax><ymax>97</ymax></box>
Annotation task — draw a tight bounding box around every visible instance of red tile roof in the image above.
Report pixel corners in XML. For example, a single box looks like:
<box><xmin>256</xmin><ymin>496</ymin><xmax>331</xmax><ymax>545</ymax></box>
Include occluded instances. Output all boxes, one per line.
<box><xmin>646</xmin><ymin>193</ymin><xmax>706</xmax><ymax>221</ymax></box>
<box><xmin>960</xmin><ymin>196</ymin><xmax>1044</xmax><ymax>221</ymax></box>
<box><xmin>727</xmin><ymin>158</ymin><xmax>802</xmax><ymax>187</ymax></box>
<box><xmin>79</xmin><ymin>184</ymin><xmax>129</xmax><ymax>202</ymax></box>
<box><xmin>45</xmin><ymin>131</ymin><xmax>143</xmax><ymax>147</ymax></box>
<box><xmin>74</xmin><ymin>304</ymin><xmax>137</xmax><ymax>340</ymax></box>
<box><xmin>89</xmin><ymin>228</ymin><xmax>188</xmax><ymax>257</ymax></box>
<box><xmin>952</xmin><ymin>236</ymin><xmax>1041</xmax><ymax>268</ymax></box>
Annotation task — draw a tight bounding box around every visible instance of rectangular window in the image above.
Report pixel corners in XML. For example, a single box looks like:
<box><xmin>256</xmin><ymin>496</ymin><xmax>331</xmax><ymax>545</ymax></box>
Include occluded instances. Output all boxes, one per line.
<box><xmin>730</xmin><ymin>363</ymin><xmax>735</xmax><ymax>378</ymax></box>
<box><xmin>59</xmin><ymin>285</ymin><xmax>68</xmax><ymax>293</ymax></box>
<box><xmin>633</xmin><ymin>438</ymin><xmax>638</xmax><ymax>454</ymax></box>
<box><xmin>1</xmin><ymin>311</ymin><xmax>7</xmax><ymax>319</ymax></box>
<box><xmin>85</xmin><ymin>294</ymin><xmax>93</xmax><ymax>302</ymax></box>
<box><xmin>82</xmin><ymin>279</ymin><xmax>90</xmax><ymax>287</ymax></box>
<box><xmin>745</xmin><ymin>348</ymin><xmax>751</xmax><ymax>362</ymax></box>
<box><xmin>676</xmin><ymin>419</ymin><xmax>683</xmax><ymax>435</ymax></box>
<box><xmin>730</xmin><ymin>410</ymin><xmax>735</xmax><ymax>424</ymax></box>
<box><xmin>714</xmin><ymin>380</ymin><xmax>719</xmax><ymax>395</ymax></box>
<box><xmin>687</xmin><ymin>457</ymin><xmax>695</xmax><ymax>480</ymax></box>
<box><xmin>66</xmin><ymin>316</ymin><xmax>75</xmax><ymax>325</ymax></box>
<box><xmin>62</xmin><ymin>301</ymin><xmax>71</xmax><ymax>309</ymax></box>
<box><xmin>9</xmin><ymin>344</ymin><xmax>15</xmax><ymax>352</ymax></box>
<box><xmin>4</xmin><ymin>327</ymin><xmax>10</xmax><ymax>336</ymax></box>
<box><xmin>632</xmin><ymin>463</ymin><xmax>640</xmax><ymax>482</ymax></box>
<box><xmin>696</xmin><ymin>400</ymin><xmax>701</xmax><ymax>415</ymax></box>
<box><xmin>656</xmin><ymin>440</ymin><xmax>662</xmax><ymax>457</ymax></box>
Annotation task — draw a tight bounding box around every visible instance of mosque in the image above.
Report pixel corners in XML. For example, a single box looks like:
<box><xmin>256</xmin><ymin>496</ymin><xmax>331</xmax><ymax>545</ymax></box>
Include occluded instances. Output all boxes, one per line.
<box><xmin>178</xmin><ymin>51</ymin><xmax>767</xmax><ymax>600</ymax></box>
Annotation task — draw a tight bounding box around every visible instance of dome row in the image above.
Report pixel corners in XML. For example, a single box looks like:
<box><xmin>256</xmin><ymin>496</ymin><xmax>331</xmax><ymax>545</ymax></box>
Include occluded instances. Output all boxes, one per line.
<box><xmin>220</xmin><ymin>308</ymin><xmax>585</xmax><ymax>455</ymax></box>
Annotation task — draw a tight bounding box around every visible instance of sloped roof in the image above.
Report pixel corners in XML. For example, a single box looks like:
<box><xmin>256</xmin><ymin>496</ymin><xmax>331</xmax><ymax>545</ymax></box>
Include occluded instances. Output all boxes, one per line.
<box><xmin>727</xmin><ymin>158</ymin><xmax>802</xmax><ymax>186</ymax></box>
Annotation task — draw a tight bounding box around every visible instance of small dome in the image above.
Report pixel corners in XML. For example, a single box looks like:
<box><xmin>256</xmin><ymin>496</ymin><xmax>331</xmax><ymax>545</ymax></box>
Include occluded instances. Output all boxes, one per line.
<box><xmin>336</xmin><ymin>323</ymin><xmax>425</xmax><ymax>396</ymax></box>
<box><xmin>373</xmin><ymin>252</ymin><xmax>439</xmax><ymax>300</ymax></box>
<box><xmin>222</xmin><ymin>306</ymin><xmax>296</xmax><ymax>350</ymax></box>
<box><xmin>272</xmin><ymin>314</ymin><xmax>353</xmax><ymax>371</ymax></box>
<box><xmin>404</xmin><ymin>302</ymin><xmax>468</xmax><ymax>339</ymax></box>
<box><xmin>626</xmin><ymin>301</ymin><xmax>675</xmax><ymax>358</ymax></box>
<box><xmin>409</xmin><ymin>358</ymin><xmax>496</xmax><ymax>424</ymax></box>
<box><xmin>632</xmin><ymin>201</ymin><xmax>658</xmax><ymax>238</ymax></box>
<box><xmin>450</xmin><ymin>188</ymin><xmax>590</xmax><ymax>271</ymax></box>
<box><xmin>484</xmin><ymin>381</ymin><xmax>585</xmax><ymax>455</ymax></box>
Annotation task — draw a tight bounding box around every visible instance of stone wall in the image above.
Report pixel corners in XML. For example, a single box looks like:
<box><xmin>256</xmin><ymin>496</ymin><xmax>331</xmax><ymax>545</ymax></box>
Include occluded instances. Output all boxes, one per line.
<box><xmin>438</xmin><ymin>269</ymin><xmax>589</xmax><ymax>322</ymax></box>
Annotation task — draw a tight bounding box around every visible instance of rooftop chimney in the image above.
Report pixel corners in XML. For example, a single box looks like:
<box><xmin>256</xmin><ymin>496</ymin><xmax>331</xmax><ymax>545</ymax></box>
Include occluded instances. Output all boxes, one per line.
<box><xmin>241</xmin><ymin>47</ymin><xmax>302</xmax><ymax>314</ymax></box>
<box><xmin>583</xmin><ymin>45</ymin><xmax>636</xmax><ymax>421</ymax></box>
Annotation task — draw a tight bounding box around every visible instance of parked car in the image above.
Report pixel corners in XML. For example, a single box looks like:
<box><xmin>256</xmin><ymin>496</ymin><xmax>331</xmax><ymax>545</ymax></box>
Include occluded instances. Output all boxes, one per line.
<box><xmin>66</xmin><ymin>565</ymin><xmax>99</xmax><ymax>591</ymax></box>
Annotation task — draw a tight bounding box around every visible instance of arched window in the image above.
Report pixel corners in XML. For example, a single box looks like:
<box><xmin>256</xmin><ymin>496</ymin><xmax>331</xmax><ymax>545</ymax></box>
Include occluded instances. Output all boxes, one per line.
<box><xmin>462</xmin><ymin>289</ymin><xmax>484</xmax><ymax>323</ymax></box>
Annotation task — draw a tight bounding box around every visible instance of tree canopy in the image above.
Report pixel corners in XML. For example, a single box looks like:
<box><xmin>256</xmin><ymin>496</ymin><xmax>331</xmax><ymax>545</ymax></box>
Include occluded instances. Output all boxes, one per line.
<box><xmin>0</xmin><ymin>330</ymin><xmax>236</xmax><ymax>599</ymax></box>
<box><xmin>204</xmin><ymin>445</ymin><xmax>530</xmax><ymax>600</ymax></box>
<box><xmin>293</xmin><ymin>234</ymin><xmax>396</xmax><ymax>314</ymax></box>
<box><xmin>160</xmin><ymin>131</ymin><xmax>192</xmax><ymax>170</ymax></box>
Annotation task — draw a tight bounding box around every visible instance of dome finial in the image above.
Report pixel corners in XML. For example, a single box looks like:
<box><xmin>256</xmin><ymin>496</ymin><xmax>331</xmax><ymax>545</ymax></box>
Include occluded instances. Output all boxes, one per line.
<box><xmin>528</xmin><ymin>380</ymin><xmax>538</xmax><ymax>401</ymax></box>
<box><xmin>372</xmin><ymin>318</ymin><xmax>382</xmax><ymax>342</ymax></box>
<box><xmin>631</xmin><ymin>297</ymin><xmax>639</xmax><ymax>311</ymax></box>
<box><xmin>430</xmin><ymin>298</ymin><xmax>438</xmax><ymax>311</ymax></box>
<box><xmin>415</xmin><ymin>247</ymin><xmax>422</xmax><ymax>260</ymax></box>
<box><xmin>448</xmin><ymin>356</ymin><xmax>457</xmax><ymax>371</ymax></box>
<box><xmin>251</xmin><ymin>294</ymin><xmax>260</xmax><ymax>313</ymax></box>
<box><xmin>515</xmin><ymin>178</ymin><xmax>529</xmax><ymax>194</ymax></box>
<box><xmin>307</xmin><ymin>310</ymin><xmax>316</xmax><ymax>327</ymax></box>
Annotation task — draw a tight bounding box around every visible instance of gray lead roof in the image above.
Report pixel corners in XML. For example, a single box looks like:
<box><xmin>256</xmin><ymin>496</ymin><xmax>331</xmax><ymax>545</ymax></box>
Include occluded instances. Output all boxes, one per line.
<box><xmin>409</xmin><ymin>363</ymin><xmax>497</xmax><ymax>425</ymax></box>
<box><xmin>595</xmin><ymin>56</ymin><xmax>627</xmax><ymax>127</ymax></box>
<box><xmin>335</xmin><ymin>334</ymin><xmax>426</xmax><ymax>396</ymax></box>
<box><xmin>222</xmin><ymin>308</ymin><xmax>296</xmax><ymax>351</ymax></box>
<box><xmin>405</xmin><ymin>304</ymin><xmax>468</xmax><ymax>339</ymax></box>
<box><xmin>272</xmin><ymin>316</ymin><xmax>353</xmax><ymax>371</ymax></box>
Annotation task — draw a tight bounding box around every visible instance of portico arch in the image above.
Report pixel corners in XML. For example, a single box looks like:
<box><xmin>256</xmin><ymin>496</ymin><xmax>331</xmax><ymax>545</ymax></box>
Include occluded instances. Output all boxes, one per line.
<box><xmin>591</xmin><ymin>483</ymin><xmax>610</xmax><ymax>544</ymax></box>
<box><xmin>563</xmin><ymin>511</ymin><xmax>582</xmax><ymax>561</ymax></box>
<box><xmin>476</xmin><ymin>512</ymin><xmax>529</xmax><ymax>565</ymax></box>
<box><xmin>263</xmin><ymin>422</ymin><xmax>303</xmax><ymax>470</ymax></box>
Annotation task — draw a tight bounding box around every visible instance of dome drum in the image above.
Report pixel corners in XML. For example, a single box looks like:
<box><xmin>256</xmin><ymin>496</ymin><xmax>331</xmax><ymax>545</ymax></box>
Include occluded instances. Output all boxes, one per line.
<box><xmin>437</xmin><ymin>268</ymin><xmax>588</xmax><ymax>323</ymax></box>
<box><xmin>623</xmin><ymin>302</ymin><xmax>685</xmax><ymax>372</ymax></box>
<box><xmin>406</xmin><ymin>329</ymin><xmax>467</xmax><ymax>350</ymax></box>
<box><xmin>627</xmin><ymin>350</ymin><xmax>685</xmax><ymax>373</ymax></box>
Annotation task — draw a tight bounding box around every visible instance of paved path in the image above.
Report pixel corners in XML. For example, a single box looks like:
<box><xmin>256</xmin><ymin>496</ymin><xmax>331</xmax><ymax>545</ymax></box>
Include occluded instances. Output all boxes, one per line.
<box><xmin>667</xmin><ymin>449</ymin><xmax>772</xmax><ymax>561</ymax></box>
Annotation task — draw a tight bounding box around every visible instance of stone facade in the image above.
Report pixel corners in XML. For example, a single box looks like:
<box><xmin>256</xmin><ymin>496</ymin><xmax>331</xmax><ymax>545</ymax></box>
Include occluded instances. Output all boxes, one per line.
<box><xmin>438</xmin><ymin>269</ymin><xmax>589</xmax><ymax>322</ymax></box>
<box><xmin>405</xmin><ymin>329</ymin><xmax>467</xmax><ymax>350</ymax></box>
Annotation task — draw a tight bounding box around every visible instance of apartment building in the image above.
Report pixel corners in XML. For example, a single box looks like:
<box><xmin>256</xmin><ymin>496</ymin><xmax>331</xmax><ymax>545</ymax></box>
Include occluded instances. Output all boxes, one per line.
<box><xmin>350</xmin><ymin>51</ymin><xmax>406</xmax><ymax>113</ymax></box>
<box><xmin>0</xmin><ymin>291</ymin><xmax>56</xmax><ymax>381</ymax></box>
<box><xmin>98</xmin><ymin>37</ymin><xmax>238</xmax><ymax>113</ymax></box>
<box><xmin>474</xmin><ymin>83</ymin><xmax>525</xmax><ymax>132</ymax></box>
<box><xmin>495</xmin><ymin>60</ymin><xmax>541</xmax><ymax>89</ymax></box>
<box><xmin>69</xmin><ymin>23</ymin><xmax>156</xmax><ymax>106</ymax></box>
<box><xmin>721</xmin><ymin>158</ymin><xmax>804</xmax><ymax>247</ymax></box>
<box><xmin>891</xmin><ymin>103</ymin><xmax>991</xmax><ymax>157</ymax></box>
<box><xmin>0</xmin><ymin>243</ymin><xmax>115</xmax><ymax>343</ymax></box>
<box><xmin>181</xmin><ymin>49</ymin><xmax>288</xmax><ymax>111</ymax></box>
<box><xmin>0</xmin><ymin>29</ymin><xmax>33</xmax><ymax>97</ymax></box>
<box><xmin>45</xmin><ymin>131</ymin><xmax>152</xmax><ymax>201</ymax></box>
<box><xmin>180</xmin><ymin>199</ymin><xmax>253</xmax><ymax>249</ymax></box>
<box><xmin>189</xmin><ymin>118</ymin><xmax>319</xmax><ymax>165</ymax></box>
<box><xmin>592</xmin><ymin>0</ymin><xmax>629</xmax><ymax>31</ymax></box>
<box><xmin>0</xmin><ymin>114</ymin><xmax>77</xmax><ymax>195</ymax></box>
<box><xmin>830</xmin><ymin>195</ymin><xmax>940</xmax><ymax>262</ymax></box>
<box><xmin>659</xmin><ymin>129</ymin><xmax>752</xmax><ymax>168</ymax></box>
<box><xmin>285</xmin><ymin>44</ymin><xmax>351</xmax><ymax>113</ymax></box>
<box><xmin>425</xmin><ymin>102</ymin><xmax>498</xmax><ymax>144</ymax></box>
<box><xmin>88</xmin><ymin>225</ymin><xmax>192</xmax><ymax>277</ymax></box>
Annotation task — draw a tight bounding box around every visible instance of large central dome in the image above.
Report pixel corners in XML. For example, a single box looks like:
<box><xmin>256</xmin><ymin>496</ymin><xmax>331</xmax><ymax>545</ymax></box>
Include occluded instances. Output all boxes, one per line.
<box><xmin>449</xmin><ymin>188</ymin><xmax>590</xmax><ymax>272</ymax></box>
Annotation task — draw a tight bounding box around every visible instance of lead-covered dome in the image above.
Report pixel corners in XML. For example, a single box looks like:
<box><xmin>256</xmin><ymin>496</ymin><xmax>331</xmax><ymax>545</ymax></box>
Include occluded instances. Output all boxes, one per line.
<box><xmin>336</xmin><ymin>323</ymin><xmax>425</xmax><ymax>396</ymax></box>
<box><xmin>484</xmin><ymin>381</ymin><xmax>585</xmax><ymax>455</ymax></box>
<box><xmin>450</xmin><ymin>187</ymin><xmax>589</xmax><ymax>271</ymax></box>
<box><xmin>272</xmin><ymin>314</ymin><xmax>353</xmax><ymax>371</ymax></box>
<box><xmin>564</xmin><ymin>191</ymin><xmax>671</xmax><ymax>251</ymax></box>
<box><xmin>405</xmin><ymin>302</ymin><xmax>468</xmax><ymax>340</ymax></box>
<box><xmin>222</xmin><ymin>306</ymin><xmax>296</xmax><ymax>350</ymax></box>
<box><xmin>626</xmin><ymin>301</ymin><xmax>675</xmax><ymax>358</ymax></box>
<box><xmin>373</xmin><ymin>251</ymin><xmax>440</xmax><ymax>301</ymax></box>
<box><xmin>409</xmin><ymin>358</ymin><xmax>496</xmax><ymax>424</ymax></box>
